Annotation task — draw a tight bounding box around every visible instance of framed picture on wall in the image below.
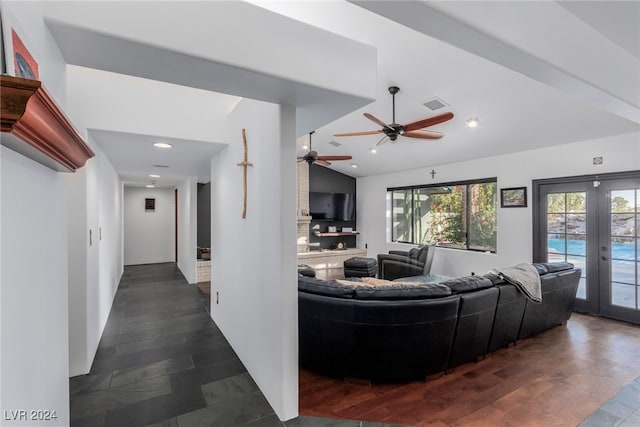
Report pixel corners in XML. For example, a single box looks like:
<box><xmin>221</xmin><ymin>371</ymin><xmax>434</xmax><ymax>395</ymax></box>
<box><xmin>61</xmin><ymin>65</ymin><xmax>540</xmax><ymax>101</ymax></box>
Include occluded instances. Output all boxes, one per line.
<box><xmin>1</xmin><ymin>7</ymin><xmax>39</xmax><ymax>79</ymax></box>
<box><xmin>145</xmin><ymin>198</ymin><xmax>155</xmax><ymax>211</ymax></box>
<box><xmin>500</xmin><ymin>187</ymin><xmax>527</xmax><ymax>208</ymax></box>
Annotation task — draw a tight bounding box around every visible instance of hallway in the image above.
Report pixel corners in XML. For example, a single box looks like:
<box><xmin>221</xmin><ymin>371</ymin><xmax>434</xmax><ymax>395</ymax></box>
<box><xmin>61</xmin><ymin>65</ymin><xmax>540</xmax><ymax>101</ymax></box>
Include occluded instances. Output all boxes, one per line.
<box><xmin>69</xmin><ymin>263</ymin><xmax>399</xmax><ymax>426</ymax></box>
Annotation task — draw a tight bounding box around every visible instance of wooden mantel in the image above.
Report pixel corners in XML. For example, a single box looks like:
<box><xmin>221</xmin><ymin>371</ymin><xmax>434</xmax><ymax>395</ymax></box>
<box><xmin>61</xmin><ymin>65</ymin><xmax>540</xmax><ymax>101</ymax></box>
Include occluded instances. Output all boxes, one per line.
<box><xmin>1</xmin><ymin>75</ymin><xmax>94</xmax><ymax>172</ymax></box>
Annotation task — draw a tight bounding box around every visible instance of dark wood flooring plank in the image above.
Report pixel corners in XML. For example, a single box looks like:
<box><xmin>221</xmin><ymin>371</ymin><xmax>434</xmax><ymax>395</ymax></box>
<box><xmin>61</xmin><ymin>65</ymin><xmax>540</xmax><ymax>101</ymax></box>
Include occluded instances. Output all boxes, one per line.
<box><xmin>300</xmin><ymin>313</ymin><xmax>640</xmax><ymax>426</ymax></box>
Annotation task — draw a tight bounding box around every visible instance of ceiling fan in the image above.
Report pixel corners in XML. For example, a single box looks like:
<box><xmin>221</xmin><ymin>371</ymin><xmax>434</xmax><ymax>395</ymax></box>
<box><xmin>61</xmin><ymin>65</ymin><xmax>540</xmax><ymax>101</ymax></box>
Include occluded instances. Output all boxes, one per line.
<box><xmin>334</xmin><ymin>86</ymin><xmax>454</xmax><ymax>146</ymax></box>
<box><xmin>297</xmin><ymin>131</ymin><xmax>352</xmax><ymax>166</ymax></box>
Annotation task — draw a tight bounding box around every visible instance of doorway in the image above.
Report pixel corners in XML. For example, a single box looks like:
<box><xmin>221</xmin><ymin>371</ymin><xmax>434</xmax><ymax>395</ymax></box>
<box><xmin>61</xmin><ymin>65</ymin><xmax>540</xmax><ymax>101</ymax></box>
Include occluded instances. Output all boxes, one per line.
<box><xmin>533</xmin><ymin>171</ymin><xmax>640</xmax><ymax>324</ymax></box>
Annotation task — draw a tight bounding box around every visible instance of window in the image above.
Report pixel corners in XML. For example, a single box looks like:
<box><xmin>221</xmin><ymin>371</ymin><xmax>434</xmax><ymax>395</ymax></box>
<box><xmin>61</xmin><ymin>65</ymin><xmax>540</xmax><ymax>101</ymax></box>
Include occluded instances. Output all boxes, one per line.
<box><xmin>388</xmin><ymin>178</ymin><xmax>497</xmax><ymax>252</ymax></box>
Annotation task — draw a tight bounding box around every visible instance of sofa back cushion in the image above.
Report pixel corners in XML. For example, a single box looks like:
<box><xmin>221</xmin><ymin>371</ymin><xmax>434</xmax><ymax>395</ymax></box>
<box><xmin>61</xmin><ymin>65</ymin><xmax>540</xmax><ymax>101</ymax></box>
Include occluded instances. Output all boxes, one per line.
<box><xmin>441</xmin><ymin>275</ymin><xmax>494</xmax><ymax>294</ymax></box>
<box><xmin>353</xmin><ymin>282</ymin><xmax>452</xmax><ymax>300</ymax></box>
<box><xmin>298</xmin><ymin>275</ymin><xmax>355</xmax><ymax>298</ymax></box>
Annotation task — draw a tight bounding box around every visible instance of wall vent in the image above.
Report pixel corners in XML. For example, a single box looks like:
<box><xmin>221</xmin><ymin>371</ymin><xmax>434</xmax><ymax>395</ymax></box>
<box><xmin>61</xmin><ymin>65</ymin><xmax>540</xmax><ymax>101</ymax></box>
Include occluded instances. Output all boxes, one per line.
<box><xmin>328</xmin><ymin>140</ymin><xmax>341</xmax><ymax>147</ymax></box>
<box><xmin>423</xmin><ymin>97</ymin><xmax>449</xmax><ymax>111</ymax></box>
<box><xmin>153</xmin><ymin>164</ymin><xmax>170</xmax><ymax>168</ymax></box>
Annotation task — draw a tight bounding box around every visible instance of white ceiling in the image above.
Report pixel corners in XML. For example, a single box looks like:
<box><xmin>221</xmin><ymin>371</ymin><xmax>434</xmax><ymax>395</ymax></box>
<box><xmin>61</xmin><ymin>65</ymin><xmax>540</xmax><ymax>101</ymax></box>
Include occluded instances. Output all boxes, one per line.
<box><xmin>90</xmin><ymin>130</ymin><xmax>226</xmax><ymax>188</ymax></box>
<box><xmin>46</xmin><ymin>1</ymin><xmax>640</xmax><ymax>184</ymax></box>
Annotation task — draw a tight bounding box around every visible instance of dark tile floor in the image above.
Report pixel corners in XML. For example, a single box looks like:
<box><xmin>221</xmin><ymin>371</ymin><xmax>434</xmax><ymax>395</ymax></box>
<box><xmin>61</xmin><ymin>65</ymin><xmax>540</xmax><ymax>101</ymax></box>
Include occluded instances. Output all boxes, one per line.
<box><xmin>70</xmin><ymin>263</ymin><xmax>404</xmax><ymax>427</ymax></box>
<box><xmin>579</xmin><ymin>376</ymin><xmax>640</xmax><ymax>427</ymax></box>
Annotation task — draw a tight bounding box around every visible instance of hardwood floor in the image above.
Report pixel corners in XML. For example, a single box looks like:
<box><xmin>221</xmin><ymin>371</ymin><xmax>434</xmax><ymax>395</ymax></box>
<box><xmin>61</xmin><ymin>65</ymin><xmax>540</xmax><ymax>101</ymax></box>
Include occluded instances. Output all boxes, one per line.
<box><xmin>299</xmin><ymin>313</ymin><xmax>640</xmax><ymax>426</ymax></box>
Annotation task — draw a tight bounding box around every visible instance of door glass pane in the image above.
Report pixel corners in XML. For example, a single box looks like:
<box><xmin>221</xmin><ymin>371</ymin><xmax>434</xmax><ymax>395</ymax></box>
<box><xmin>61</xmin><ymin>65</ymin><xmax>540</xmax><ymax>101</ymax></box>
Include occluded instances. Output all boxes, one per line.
<box><xmin>612</xmin><ymin>237</ymin><xmax>636</xmax><ymax>261</ymax></box>
<box><xmin>611</xmin><ymin>214</ymin><xmax>635</xmax><ymax>236</ymax></box>
<box><xmin>577</xmin><ymin>277</ymin><xmax>587</xmax><ymax>299</ymax></box>
<box><xmin>566</xmin><ymin>192</ymin><xmax>586</xmax><ymax>213</ymax></box>
<box><xmin>547</xmin><ymin>214</ymin><xmax>565</xmax><ymax>234</ymax></box>
<box><xmin>609</xmin><ymin>187</ymin><xmax>639</xmax><ymax>312</ymax></box>
<box><xmin>569</xmin><ymin>255</ymin><xmax>587</xmax><ymax>300</ymax></box>
<box><xmin>612</xmin><ymin>260</ymin><xmax>635</xmax><ymax>284</ymax></box>
<box><xmin>611</xmin><ymin>190</ymin><xmax>634</xmax><ymax>213</ymax></box>
<box><xmin>611</xmin><ymin>283</ymin><xmax>636</xmax><ymax>309</ymax></box>
<box><xmin>547</xmin><ymin>192</ymin><xmax>587</xmax><ymax>300</ymax></box>
<box><xmin>547</xmin><ymin>193</ymin><xmax>565</xmax><ymax>213</ymax></box>
<box><xmin>566</xmin><ymin>214</ymin><xmax>586</xmax><ymax>235</ymax></box>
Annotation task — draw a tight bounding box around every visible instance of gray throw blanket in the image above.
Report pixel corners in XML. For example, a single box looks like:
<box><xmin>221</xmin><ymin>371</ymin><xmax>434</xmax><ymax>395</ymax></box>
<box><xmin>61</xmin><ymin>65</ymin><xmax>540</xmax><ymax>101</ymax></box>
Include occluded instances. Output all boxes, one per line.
<box><xmin>489</xmin><ymin>263</ymin><xmax>542</xmax><ymax>303</ymax></box>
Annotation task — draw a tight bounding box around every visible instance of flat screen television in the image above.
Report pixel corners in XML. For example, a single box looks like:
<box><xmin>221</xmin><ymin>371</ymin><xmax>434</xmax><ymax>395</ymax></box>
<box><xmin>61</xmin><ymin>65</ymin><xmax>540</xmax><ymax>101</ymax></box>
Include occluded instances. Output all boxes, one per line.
<box><xmin>309</xmin><ymin>192</ymin><xmax>355</xmax><ymax>221</ymax></box>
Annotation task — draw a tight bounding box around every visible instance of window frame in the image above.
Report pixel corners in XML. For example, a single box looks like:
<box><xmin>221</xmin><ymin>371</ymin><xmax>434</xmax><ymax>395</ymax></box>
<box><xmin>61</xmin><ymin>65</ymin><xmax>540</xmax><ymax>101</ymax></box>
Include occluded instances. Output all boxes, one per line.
<box><xmin>388</xmin><ymin>177</ymin><xmax>498</xmax><ymax>252</ymax></box>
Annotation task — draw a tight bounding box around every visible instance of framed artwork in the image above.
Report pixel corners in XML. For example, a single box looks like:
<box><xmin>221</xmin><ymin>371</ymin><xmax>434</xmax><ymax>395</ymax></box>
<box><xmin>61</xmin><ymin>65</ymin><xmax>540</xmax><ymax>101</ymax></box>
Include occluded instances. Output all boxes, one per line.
<box><xmin>11</xmin><ymin>28</ymin><xmax>38</xmax><ymax>79</ymax></box>
<box><xmin>500</xmin><ymin>187</ymin><xmax>527</xmax><ymax>208</ymax></box>
<box><xmin>1</xmin><ymin>8</ymin><xmax>39</xmax><ymax>79</ymax></box>
<box><xmin>145</xmin><ymin>198</ymin><xmax>156</xmax><ymax>211</ymax></box>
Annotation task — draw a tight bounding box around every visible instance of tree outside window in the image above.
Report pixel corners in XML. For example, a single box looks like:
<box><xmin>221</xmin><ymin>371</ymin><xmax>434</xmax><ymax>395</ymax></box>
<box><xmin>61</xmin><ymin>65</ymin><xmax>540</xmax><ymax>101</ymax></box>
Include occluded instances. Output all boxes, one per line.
<box><xmin>388</xmin><ymin>179</ymin><xmax>497</xmax><ymax>252</ymax></box>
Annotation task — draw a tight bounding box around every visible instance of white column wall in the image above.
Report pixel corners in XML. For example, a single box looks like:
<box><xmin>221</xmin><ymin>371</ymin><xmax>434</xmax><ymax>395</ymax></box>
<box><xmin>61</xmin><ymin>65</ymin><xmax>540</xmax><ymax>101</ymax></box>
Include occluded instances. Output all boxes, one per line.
<box><xmin>0</xmin><ymin>147</ymin><xmax>70</xmax><ymax>426</ymax></box>
<box><xmin>357</xmin><ymin>132</ymin><xmax>640</xmax><ymax>278</ymax></box>
<box><xmin>0</xmin><ymin>2</ymin><xmax>71</xmax><ymax>423</ymax></box>
<box><xmin>211</xmin><ymin>99</ymin><xmax>297</xmax><ymax>420</ymax></box>
<box><xmin>123</xmin><ymin>187</ymin><xmax>175</xmax><ymax>266</ymax></box>
<box><xmin>177</xmin><ymin>177</ymin><xmax>197</xmax><ymax>284</ymax></box>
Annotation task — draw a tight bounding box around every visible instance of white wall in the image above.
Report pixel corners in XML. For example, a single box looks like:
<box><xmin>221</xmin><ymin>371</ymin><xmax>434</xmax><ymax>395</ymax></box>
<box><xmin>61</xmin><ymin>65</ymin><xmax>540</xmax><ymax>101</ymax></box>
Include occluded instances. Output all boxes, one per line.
<box><xmin>65</xmin><ymin>126</ymin><xmax>125</xmax><ymax>379</ymax></box>
<box><xmin>357</xmin><ymin>132</ymin><xmax>640</xmax><ymax>278</ymax></box>
<box><xmin>123</xmin><ymin>187</ymin><xmax>175</xmax><ymax>265</ymax></box>
<box><xmin>211</xmin><ymin>99</ymin><xmax>298</xmax><ymax>420</ymax></box>
<box><xmin>177</xmin><ymin>177</ymin><xmax>197</xmax><ymax>284</ymax></box>
<box><xmin>1</xmin><ymin>147</ymin><xmax>70</xmax><ymax>426</ymax></box>
<box><xmin>0</xmin><ymin>2</ymin><xmax>71</xmax><ymax>424</ymax></box>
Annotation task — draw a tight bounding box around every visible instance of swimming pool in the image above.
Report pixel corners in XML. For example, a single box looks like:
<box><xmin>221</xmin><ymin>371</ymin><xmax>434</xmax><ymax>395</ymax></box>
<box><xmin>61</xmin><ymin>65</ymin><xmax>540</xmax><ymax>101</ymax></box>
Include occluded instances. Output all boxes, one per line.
<box><xmin>548</xmin><ymin>238</ymin><xmax>638</xmax><ymax>260</ymax></box>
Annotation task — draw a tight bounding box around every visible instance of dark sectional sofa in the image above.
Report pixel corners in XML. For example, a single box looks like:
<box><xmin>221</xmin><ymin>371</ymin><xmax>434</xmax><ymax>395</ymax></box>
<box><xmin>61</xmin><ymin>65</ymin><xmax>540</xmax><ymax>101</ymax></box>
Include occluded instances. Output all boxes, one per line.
<box><xmin>298</xmin><ymin>262</ymin><xmax>580</xmax><ymax>383</ymax></box>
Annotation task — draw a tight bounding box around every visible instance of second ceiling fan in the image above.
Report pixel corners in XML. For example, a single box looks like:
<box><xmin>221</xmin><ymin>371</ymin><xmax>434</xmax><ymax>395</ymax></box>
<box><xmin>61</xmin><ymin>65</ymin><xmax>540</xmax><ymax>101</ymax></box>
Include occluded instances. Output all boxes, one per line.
<box><xmin>298</xmin><ymin>131</ymin><xmax>352</xmax><ymax>166</ymax></box>
<box><xmin>334</xmin><ymin>86</ymin><xmax>454</xmax><ymax>146</ymax></box>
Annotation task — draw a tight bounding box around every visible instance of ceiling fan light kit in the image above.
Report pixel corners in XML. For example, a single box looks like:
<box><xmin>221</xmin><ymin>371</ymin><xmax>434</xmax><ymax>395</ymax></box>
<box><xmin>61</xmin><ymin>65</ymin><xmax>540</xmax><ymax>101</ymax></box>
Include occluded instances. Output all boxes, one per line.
<box><xmin>334</xmin><ymin>86</ymin><xmax>454</xmax><ymax>146</ymax></box>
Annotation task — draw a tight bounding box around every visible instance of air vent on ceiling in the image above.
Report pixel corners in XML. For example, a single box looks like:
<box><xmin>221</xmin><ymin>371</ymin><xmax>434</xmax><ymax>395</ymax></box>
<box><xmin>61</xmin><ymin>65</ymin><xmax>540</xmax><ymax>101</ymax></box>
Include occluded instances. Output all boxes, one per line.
<box><xmin>153</xmin><ymin>164</ymin><xmax>170</xmax><ymax>168</ymax></box>
<box><xmin>423</xmin><ymin>97</ymin><xmax>449</xmax><ymax>111</ymax></box>
<box><xmin>328</xmin><ymin>140</ymin><xmax>341</xmax><ymax>147</ymax></box>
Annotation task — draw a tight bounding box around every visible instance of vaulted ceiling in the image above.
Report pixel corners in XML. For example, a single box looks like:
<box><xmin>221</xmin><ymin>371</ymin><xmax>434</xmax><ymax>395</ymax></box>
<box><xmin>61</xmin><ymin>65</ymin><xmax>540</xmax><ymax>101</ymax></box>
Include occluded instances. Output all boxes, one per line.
<box><xmin>45</xmin><ymin>1</ymin><xmax>639</xmax><ymax>185</ymax></box>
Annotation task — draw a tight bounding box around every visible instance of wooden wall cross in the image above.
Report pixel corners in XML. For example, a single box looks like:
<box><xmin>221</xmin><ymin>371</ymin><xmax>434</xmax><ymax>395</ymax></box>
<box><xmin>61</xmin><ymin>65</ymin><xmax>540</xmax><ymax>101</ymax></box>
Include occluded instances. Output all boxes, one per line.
<box><xmin>237</xmin><ymin>129</ymin><xmax>253</xmax><ymax>219</ymax></box>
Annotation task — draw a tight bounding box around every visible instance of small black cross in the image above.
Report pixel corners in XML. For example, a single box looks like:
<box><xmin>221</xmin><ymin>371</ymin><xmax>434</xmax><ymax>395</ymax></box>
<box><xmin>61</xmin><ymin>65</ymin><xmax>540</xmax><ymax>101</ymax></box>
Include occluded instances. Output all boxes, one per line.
<box><xmin>430</xmin><ymin>169</ymin><xmax>436</xmax><ymax>179</ymax></box>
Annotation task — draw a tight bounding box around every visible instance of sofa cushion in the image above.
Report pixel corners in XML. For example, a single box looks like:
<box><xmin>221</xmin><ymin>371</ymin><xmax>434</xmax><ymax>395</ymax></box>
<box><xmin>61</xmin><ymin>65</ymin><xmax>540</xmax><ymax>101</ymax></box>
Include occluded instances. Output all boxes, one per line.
<box><xmin>353</xmin><ymin>282</ymin><xmax>452</xmax><ymax>300</ymax></box>
<box><xmin>441</xmin><ymin>275</ymin><xmax>494</xmax><ymax>294</ymax></box>
<box><xmin>298</xmin><ymin>275</ymin><xmax>355</xmax><ymax>298</ymax></box>
<box><xmin>483</xmin><ymin>271</ymin><xmax>506</xmax><ymax>286</ymax></box>
<box><xmin>542</xmin><ymin>262</ymin><xmax>575</xmax><ymax>273</ymax></box>
<box><xmin>532</xmin><ymin>263</ymin><xmax>549</xmax><ymax>275</ymax></box>
<box><xmin>408</xmin><ymin>248</ymin><xmax>421</xmax><ymax>259</ymax></box>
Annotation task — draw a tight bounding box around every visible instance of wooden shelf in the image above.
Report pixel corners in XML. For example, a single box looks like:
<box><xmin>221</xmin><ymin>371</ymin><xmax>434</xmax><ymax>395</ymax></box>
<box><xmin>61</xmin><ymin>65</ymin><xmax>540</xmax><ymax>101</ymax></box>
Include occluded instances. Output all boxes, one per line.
<box><xmin>1</xmin><ymin>75</ymin><xmax>94</xmax><ymax>172</ymax></box>
<box><xmin>313</xmin><ymin>231</ymin><xmax>360</xmax><ymax>237</ymax></box>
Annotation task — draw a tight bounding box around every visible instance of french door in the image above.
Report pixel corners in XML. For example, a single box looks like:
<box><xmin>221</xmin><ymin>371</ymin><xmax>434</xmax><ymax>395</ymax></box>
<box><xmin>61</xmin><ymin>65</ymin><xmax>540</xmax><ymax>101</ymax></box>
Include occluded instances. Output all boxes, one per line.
<box><xmin>533</xmin><ymin>172</ymin><xmax>640</xmax><ymax>324</ymax></box>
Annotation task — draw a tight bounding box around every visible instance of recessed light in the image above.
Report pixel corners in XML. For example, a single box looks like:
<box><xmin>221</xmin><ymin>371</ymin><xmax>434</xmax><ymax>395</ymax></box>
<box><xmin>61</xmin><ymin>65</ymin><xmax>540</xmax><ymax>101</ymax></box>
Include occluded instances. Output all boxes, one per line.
<box><xmin>351</xmin><ymin>163</ymin><xmax>358</xmax><ymax>168</ymax></box>
<box><xmin>149</xmin><ymin>174</ymin><xmax>160</xmax><ymax>178</ymax></box>
<box><xmin>146</xmin><ymin>184</ymin><xmax>155</xmax><ymax>188</ymax></box>
<box><xmin>153</xmin><ymin>142</ymin><xmax>172</xmax><ymax>148</ymax></box>
<box><xmin>302</xmin><ymin>144</ymin><xmax>309</xmax><ymax>150</ymax></box>
<box><xmin>465</xmin><ymin>118</ymin><xmax>479</xmax><ymax>128</ymax></box>
<box><xmin>370</xmin><ymin>148</ymin><xmax>377</xmax><ymax>154</ymax></box>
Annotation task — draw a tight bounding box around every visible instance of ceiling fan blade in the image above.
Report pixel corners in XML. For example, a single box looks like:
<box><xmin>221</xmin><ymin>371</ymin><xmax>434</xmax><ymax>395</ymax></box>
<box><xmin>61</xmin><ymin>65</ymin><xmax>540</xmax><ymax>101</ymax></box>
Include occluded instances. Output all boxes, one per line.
<box><xmin>317</xmin><ymin>155</ymin><xmax>352</xmax><ymax>161</ymax></box>
<box><xmin>376</xmin><ymin>135</ymin><xmax>389</xmax><ymax>146</ymax></box>
<box><xmin>402</xmin><ymin>112</ymin><xmax>454</xmax><ymax>132</ymax></box>
<box><xmin>334</xmin><ymin>130</ymin><xmax>382</xmax><ymax>137</ymax></box>
<box><xmin>297</xmin><ymin>157</ymin><xmax>305</xmax><ymax>162</ymax></box>
<box><xmin>402</xmin><ymin>130</ymin><xmax>444</xmax><ymax>140</ymax></box>
<box><xmin>364</xmin><ymin>113</ymin><xmax>393</xmax><ymax>130</ymax></box>
<box><xmin>315</xmin><ymin>159</ymin><xmax>331</xmax><ymax>166</ymax></box>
